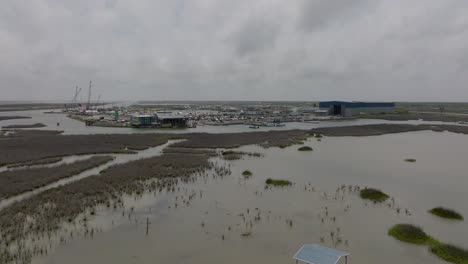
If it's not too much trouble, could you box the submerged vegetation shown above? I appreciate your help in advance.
[221,151,262,160]
[389,224,468,264]
[242,170,253,178]
[404,158,416,163]
[265,178,292,186]
[429,207,464,220]
[0,152,217,263]
[298,146,313,151]
[431,244,468,264]
[388,224,431,245]
[359,188,389,203]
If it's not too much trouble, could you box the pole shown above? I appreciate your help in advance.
[146,217,149,235]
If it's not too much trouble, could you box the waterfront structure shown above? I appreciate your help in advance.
[293,244,349,264]
[319,101,395,117]
[131,114,157,127]
[157,114,188,128]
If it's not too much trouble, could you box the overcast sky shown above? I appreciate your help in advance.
[1,0,468,102]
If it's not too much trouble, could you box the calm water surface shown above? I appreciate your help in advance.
[1,110,466,135]
[32,131,468,264]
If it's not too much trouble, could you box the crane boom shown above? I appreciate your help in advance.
[87,81,92,110]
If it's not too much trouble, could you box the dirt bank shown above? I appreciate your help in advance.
[0,116,31,121]
[2,123,46,129]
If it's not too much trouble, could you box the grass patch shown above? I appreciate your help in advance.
[221,151,262,160]
[360,188,389,203]
[429,207,464,220]
[242,170,253,178]
[431,244,468,264]
[405,158,417,163]
[265,178,292,186]
[388,224,431,245]
[298,146,313,151]
[389,224,468,264]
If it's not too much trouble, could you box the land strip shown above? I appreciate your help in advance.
[0,116,31,121]
[2,123,46,129]
[0,156,114,199]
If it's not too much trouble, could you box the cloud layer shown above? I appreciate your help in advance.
[1,0,468,101]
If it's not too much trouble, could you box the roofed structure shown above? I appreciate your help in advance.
[293,244,350,264]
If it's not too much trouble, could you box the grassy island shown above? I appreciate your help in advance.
[429,207,464,220]
[388,224,431,244]
[242,170,253,178]
[265,178,292,187]
[298,146,313,151]
[359,188,389,203]
[389,224,468,264]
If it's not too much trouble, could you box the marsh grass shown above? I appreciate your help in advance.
[388,224,431,245]
[298,146,313,151]
[242,170,253,178]
[221,151,262,160]
[429,207,464,220]
[405,158,417,163]
[265,178,292,186]
[431,244,468,264]
[360,188,389,203]
[389,224,468,264]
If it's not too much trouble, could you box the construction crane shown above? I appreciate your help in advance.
[96,94,102,110]
[66,86,82,111]
[72,86,82,107]
[87,81,92,110]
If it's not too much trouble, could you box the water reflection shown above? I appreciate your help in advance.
[32,131,468,264]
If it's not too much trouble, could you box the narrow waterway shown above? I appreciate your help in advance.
[0,140,183,210]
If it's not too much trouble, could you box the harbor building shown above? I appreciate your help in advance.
[131,114,188,128]
[319,101,395,117]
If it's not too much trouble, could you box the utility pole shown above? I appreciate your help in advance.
[146,217,151,235]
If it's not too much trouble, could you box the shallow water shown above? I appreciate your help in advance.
[32,131,468,264]
[1,109,466,135]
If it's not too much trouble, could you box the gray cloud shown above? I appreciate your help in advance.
[1,0,468,101]
[228,18,280,57]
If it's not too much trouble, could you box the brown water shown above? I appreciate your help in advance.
[31,131,468,264]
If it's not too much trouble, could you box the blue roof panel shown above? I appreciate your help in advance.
[293,244,349,264]
[319,101,395,108]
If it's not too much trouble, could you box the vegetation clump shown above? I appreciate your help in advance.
[265,178,292,186]
[298,146,313,151]
[405,158,417,163]
[221,151,262,160]
[429,207,464,220]
[389,224,468,264]
[242,170,253,178]
[359,188,389,203]
[431,243,468,264]
[388,224,431,245]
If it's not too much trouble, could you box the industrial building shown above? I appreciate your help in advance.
[131,115,158,127]
[157,114,188,128]
[319,101,395,117]
[131,114,188,128]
